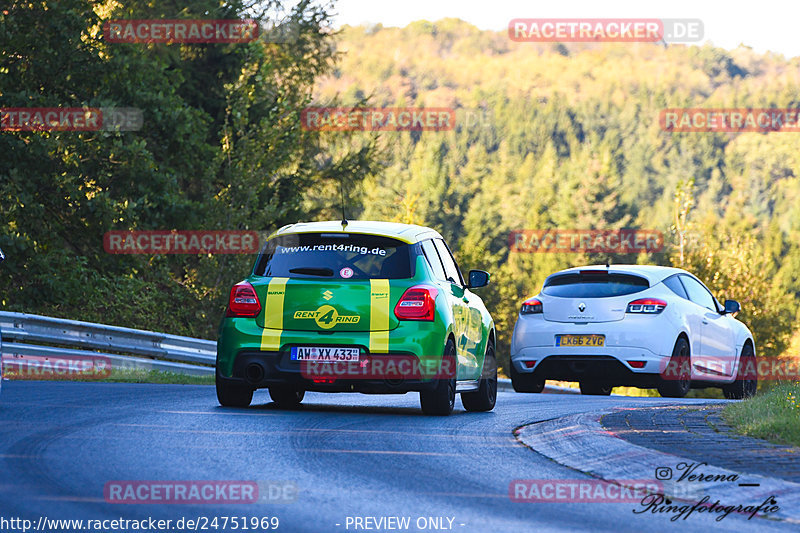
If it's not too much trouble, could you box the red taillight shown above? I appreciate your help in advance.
[523,360,537,368]
[626,298,667,314]
[394,285,438,321]
[226,282,261,317]
[521,297,543,315]
[628,361,646,368]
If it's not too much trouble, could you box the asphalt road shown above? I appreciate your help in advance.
[0,382,794,533]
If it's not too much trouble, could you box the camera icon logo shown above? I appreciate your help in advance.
[655,467,673,480]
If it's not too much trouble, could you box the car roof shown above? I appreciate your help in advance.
[269,220,443,244]
[549,264,689,285]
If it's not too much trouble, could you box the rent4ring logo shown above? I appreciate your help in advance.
[293,305,361,329]
[104,230,260,254]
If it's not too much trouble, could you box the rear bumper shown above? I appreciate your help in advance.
[512,345,665,373]
[217,351,439,394]
[510,313,681,386]
[216,317,449,393]
[510,354,661,387]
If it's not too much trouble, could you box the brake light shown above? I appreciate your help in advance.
[626,298,667,314]
[521,297,543,315]
[523,360,537,368]
[394,285,438,321]
[628,361,646,368]
[226,282,261,317]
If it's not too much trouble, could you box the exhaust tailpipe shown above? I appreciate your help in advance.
[244,363,265,385]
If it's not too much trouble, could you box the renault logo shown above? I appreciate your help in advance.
[578,302,586,313]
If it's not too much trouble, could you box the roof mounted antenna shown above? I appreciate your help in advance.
[339,176,348,227]
[605,259,611,268]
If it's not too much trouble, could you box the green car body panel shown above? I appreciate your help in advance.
[216,220,494,396]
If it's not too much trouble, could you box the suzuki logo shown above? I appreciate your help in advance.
[578,302,586,313]
[322,290,333,301]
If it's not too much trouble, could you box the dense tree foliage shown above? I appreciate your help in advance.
[0,0,379,337]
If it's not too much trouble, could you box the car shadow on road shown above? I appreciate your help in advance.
[229,401,482,418]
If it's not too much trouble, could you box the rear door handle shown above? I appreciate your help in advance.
[702,319,708,325]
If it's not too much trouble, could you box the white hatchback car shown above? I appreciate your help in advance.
[510,265,757,399]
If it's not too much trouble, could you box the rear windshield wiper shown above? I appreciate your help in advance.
[289,267,334,277]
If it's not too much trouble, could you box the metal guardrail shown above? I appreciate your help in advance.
[0,311,215,377]
[0,311,584,388]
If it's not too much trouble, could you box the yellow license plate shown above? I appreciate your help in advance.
[556,334,605,347]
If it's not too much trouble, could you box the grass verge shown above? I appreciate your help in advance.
[722,381,800,447]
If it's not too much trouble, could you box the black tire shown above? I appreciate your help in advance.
[216,374,254,407]
[579,381,613,395]
[510,363,545,393]
[722,343,757,400]
[462,340,498,412]
[420,338,457,416]
[269,386,305,408]
[657,337,691,398]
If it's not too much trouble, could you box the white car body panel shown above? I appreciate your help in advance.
[510,264,754,387]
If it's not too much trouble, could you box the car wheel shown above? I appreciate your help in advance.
[657,337,691,398]
[216,373,254,407]
[420,338,457,416]
[462,340,498,412]
[510,363,545,393]
[722,343,757,400]
[269,386,305,408]
[579,381,612,395]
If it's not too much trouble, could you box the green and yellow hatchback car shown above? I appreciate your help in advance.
[216,220,496,415]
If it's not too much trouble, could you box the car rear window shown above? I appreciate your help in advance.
[253,232,415,279]
[542,271,649,298]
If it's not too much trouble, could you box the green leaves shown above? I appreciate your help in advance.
[0,1,381,337]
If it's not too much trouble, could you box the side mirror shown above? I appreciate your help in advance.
[467,269,490,289]
[723,299,740,314]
